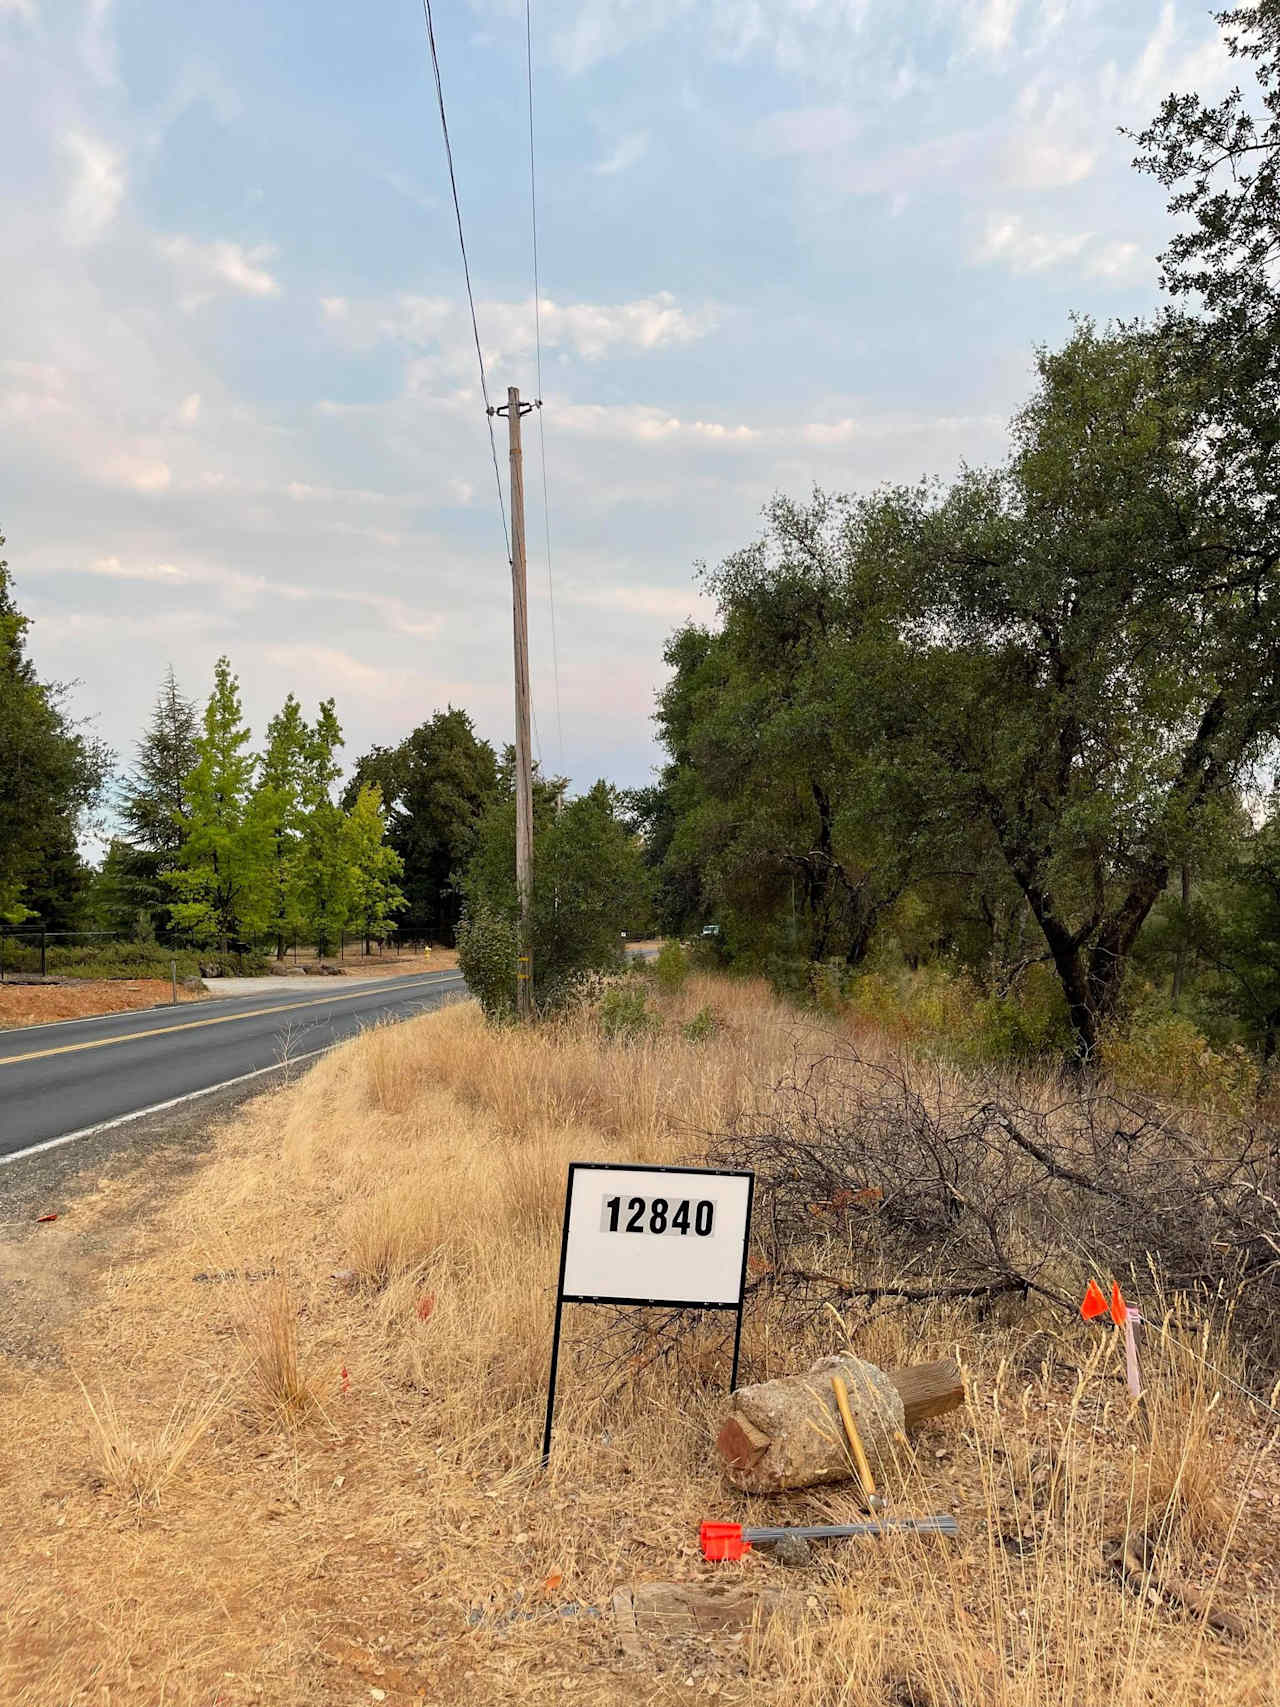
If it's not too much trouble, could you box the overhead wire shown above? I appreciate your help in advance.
[525,0,565,771]
[419,0,510,564]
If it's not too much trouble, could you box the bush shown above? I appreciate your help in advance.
[455,907,519,1023]
[1104,1012,1260,1114]
[681,1005,720,1043]
[651,938,690,992]
[0,938,209,981]
[970,963,1074,1063]
[597,983,660,1043]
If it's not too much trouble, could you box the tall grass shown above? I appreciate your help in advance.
[3,972,1274,1705]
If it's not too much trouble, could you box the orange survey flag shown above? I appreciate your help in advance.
[1081,1279,1108,1321]
[1109,1281,1127,1325]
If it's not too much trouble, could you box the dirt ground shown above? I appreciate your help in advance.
[0,951,458,1030]
[0,980,208,1031]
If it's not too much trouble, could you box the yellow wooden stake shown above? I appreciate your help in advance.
[831,1374,878,1507]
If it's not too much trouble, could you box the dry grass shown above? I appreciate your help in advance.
[1,972,1277,1705]
[75,1374,231,1507]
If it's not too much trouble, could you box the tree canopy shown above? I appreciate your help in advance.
[645,319,1280,1059]
[343,707,498,944]
[0,531,108,925]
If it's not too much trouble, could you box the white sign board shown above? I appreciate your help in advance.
[559,1163,753,1307]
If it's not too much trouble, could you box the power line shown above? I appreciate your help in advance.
[525,0,565,769]
[419,0,510,563]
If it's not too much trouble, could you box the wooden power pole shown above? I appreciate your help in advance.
[495,385,536,1019]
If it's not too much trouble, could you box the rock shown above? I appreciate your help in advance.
[717,1352,906,1494]
[767,1534,813,1568]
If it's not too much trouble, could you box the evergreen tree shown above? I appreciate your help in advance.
[0,529,109,923]
[343,707,498,943]
[120,667,198,854]
[117,666,199,937]
[461,776,652,1012]
[167,658,270,954]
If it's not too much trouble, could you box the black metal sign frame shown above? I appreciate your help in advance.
[540,1161,755,1464]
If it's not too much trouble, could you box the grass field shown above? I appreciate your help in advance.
[2,973,1277,1704]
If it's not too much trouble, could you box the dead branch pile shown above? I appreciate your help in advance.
[708,1047,1280,1362]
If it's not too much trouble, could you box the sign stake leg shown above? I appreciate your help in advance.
[729,1302,745,1393]
[540,1295,564,1467]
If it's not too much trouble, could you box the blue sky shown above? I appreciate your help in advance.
[0,1,1233,808]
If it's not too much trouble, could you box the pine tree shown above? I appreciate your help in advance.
[167,658,270,955]
[121,667,198,855]
[344,783,407,951]
[117,666,199,937]
[1,529,109,923]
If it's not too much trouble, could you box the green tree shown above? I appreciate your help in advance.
[462,776,651,1013]
[343,783,407,950]
[1194,796,1280,1064]
[297,699,349,957]
[167,658,270,954]
[116,666,199,937]
[652,323,1280,1060]
[0,531,109,924]
[645,504,968,972]
[255,693,312,958]
[842,324,1279,1057]
[343,708,498,943]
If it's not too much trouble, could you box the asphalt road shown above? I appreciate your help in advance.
[0,970,467,1164]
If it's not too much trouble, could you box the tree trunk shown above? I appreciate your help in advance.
[1171,863,1191,1006]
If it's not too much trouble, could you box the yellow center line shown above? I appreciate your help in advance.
[0,974,463,1068]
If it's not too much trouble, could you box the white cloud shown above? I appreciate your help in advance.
[976,212,1092,274]
[1116,1,1229,114]
[0,1,38,22]
[158,236,281,306]
[962,0,1021,58]
[976,212,1151,282]
[593,131,649,175]
[81,0,117,84]
[62,131,124,244]
[285,480,392,504]
[86,556,187,583]
[103,455,172,493]
[754,107,861,157]
[1087,239,1145,281]
[324,290,717,365]
[567,580,715,620]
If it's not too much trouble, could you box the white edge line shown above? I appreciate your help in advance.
[0,968,464,1040]
[1,974,471,1169]
[0,1048,339,1168]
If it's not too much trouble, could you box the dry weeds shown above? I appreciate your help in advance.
[1,973,1277,1705]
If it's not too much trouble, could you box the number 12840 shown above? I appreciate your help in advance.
[602,1195,715,1237]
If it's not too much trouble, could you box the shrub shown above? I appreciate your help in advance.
[455,907,519,1023]
[651,938,690,992]
[597,983,660,1043]
[681,1005,720,1043]
[1104,1012,1260,1113]
[970,963,1073,1063]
